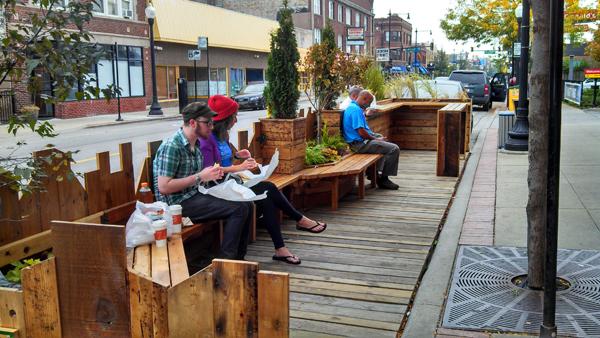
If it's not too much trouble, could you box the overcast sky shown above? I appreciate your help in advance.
[373,0,468,53]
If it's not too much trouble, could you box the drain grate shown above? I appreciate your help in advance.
[442,246,600,337]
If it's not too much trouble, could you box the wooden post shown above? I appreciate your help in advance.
[331,177,339,211]
[212,259,259,338]
[21,257,61,338]
[437,108,461,177]
[237,130,248,151]
[51,221,130,337]
[258,271,289,337]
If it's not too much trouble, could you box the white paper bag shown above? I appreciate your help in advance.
[236,149,279,188]
[198,179,268,202]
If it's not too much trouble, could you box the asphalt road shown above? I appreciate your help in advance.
[1,108,270,184]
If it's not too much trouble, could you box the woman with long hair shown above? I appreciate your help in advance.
[199,95,327,265]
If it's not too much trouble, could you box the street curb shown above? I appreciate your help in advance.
[402,112,496,337]
[84,114,181,129]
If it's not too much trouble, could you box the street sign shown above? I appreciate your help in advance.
[346,27,365,46]
[188,49,201,61]
[376,48,389,62]
[197,36,208,49]
[584,68,600,79]
[484,50,496,55]
[513,42,521,57]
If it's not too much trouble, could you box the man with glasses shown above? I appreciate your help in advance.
[153,102,253,260]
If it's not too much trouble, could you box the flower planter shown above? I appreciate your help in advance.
[259,117,306,174]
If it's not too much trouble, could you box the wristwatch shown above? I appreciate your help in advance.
[195,172,201,185]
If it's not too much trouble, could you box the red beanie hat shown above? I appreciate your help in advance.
[208,95,239,122]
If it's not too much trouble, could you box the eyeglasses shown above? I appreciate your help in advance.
[195,119,214,127]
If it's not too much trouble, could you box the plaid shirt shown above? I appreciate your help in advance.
[153,128,203,205]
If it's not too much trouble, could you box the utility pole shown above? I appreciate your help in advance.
[388,9,392,68]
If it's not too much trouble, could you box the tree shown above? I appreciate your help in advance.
[301,21,346,140]
[434,50,451,77]
[526,0,551,289]
[586,28,600,62]
[264,0,300,119]
[441,0,587,50]
[0,0,115,192]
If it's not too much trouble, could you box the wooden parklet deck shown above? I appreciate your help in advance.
[246,151,464,337]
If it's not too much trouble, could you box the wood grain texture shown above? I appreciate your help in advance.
[21,257,61,338]
[212,259,259,338]
[168,270,214,338]
[167,236,189,287]
[51,221,129,337]
[0,231,52,268]
[436,110,461,177]
[128,270,154,338]
[258,271,289,338]
[245,151,463,337]
[0,288,24,335]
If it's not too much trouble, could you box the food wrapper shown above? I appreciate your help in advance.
[198,179,268,202]
[235,149,279,188]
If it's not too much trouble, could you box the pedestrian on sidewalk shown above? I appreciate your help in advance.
[342,90,400,190]
[199,94,328,265]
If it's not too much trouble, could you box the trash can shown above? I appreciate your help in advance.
[177,78,188,112]
[498,111,516,149]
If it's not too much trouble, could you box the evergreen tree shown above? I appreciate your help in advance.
[264,0,300,119]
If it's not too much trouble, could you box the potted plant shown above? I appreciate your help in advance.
[261,0,305,174]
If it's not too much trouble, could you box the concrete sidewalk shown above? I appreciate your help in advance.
[403,104,600,337]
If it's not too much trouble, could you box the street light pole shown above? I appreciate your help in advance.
[145,4,163,116]
[505,0,530,151]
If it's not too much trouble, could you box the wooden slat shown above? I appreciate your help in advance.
[100,200,137,225]
[258,271,289,337]
[151,243,171,287]
[151,282,169,338]
[437,110,461,177]
[51,221,129,337]
[0,327,18,338]
[167,236,189,287]
[212,259,259,337]
[21,257,61,338]
[168,269,215,337]
[237,130,249,151]
[0,288,24,335]
[133,245,151,277]
[0,230,52,268]
[128,270,154,338]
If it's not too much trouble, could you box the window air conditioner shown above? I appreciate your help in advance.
[122,9,133,18]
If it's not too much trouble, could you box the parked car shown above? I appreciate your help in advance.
[490,73,508,103]
[435,76,449,81]
[448,70,493,110]
[232,83,266,110]
[399,79,466,99]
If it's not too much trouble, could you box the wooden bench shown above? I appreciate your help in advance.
[129,234,189,287]
[297,153,382,210]
[437,103,467,177]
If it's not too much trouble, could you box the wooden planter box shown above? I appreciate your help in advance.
[260,117,306,174]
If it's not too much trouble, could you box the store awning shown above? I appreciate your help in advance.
[153,0,277,53]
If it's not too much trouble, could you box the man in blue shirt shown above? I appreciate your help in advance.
[342,90,400,190]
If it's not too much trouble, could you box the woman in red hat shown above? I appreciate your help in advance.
[199,95,327,265]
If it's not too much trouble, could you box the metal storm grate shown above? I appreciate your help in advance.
[443,245,600,337]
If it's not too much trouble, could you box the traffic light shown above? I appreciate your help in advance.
[430,42,434,50]
[470,46,474,52]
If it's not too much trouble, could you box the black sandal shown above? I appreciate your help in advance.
[272,255,301,265]
[296,221,327,233]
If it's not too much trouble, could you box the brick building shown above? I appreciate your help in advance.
[198,0,375,56]
[373,14,412,66]
[9,0,151,119]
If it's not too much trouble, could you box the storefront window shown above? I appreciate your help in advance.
[65,44,144,100]
[156,66,177,100]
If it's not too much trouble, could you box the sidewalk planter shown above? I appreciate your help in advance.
[260,117,306,174]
